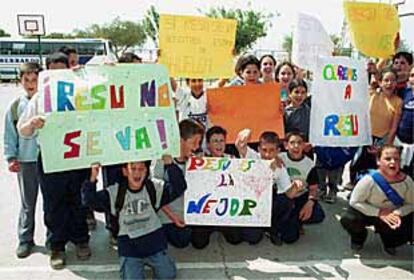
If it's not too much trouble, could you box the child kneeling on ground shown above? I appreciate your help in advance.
[81,157,187,280]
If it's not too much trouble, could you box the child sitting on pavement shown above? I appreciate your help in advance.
[235,129,304,245]
[279,132,325,232]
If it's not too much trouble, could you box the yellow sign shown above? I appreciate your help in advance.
[343,1,400,58]
[159,14,237,79]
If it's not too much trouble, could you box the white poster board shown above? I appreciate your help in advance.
[309,56,372,146]
[292,13,334,72]
[184,157,273,227]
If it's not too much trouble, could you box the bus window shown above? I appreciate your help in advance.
[0,42,12,55]
[12,43,26,55]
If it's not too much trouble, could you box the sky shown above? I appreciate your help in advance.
[1,0,413,52]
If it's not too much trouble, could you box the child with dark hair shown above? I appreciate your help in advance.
[3,62,42,258]
[280,132,325,230]
[350,68,403,187]
[190,125,243,248]
[392,51,413,97]
[236,129,304,245]
[17,53,91,269]
[58,46,79,68]
[118,52,142,63]
[341,145,413,256]
[275,61,296,104]
[82,157,186,279]
[176,78,208,129]
[152,119,205,248]
[228,53,261,86]
[284,79,311,141]
[45,52,69,69]
[260,54,277,83]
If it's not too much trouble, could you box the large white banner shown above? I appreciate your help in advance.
[184,157,273,227]
[292,13,334,72]
[309,56,372,146]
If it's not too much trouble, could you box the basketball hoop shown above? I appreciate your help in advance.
[17,15,45,36]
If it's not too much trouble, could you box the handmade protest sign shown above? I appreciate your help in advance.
[343,1,400,59]
[207,83,284,143]
[159,14,236,79]
[184,157,273,227]
[37,64,180,173]
[309,56,371,146]
[292,13,334,72]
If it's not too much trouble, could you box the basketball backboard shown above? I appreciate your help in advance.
[17,15,45,36]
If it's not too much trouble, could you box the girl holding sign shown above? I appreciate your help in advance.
[351,68,403,185]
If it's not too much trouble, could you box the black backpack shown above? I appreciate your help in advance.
[109,179,157,238]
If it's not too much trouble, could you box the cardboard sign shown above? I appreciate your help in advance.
[37,64,180,173]
[159,14,237,79]
[344,1,400,58]
[292,13,334,72]
[184,157,273,227]
[207,83,284,143]
[309,56,372,146]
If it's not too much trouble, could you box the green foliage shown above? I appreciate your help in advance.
[202,6,273,54]
[0,28,11,37]
[43,32,75,39]
[282,34,292,60]
[142,5,160,48]
[74,17,147,58]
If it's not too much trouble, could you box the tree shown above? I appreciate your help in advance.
[202,6,273,54]
[142,5,160,48]
[0,28,11,37]
[282,34,292,59]
[44,32,75,39]
[74,17,147,58]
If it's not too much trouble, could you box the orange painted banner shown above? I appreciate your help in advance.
[207,83,284,143]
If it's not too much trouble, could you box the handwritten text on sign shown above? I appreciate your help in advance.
[343,1,400,59]
[184,157,273,227]
[309,56,371,146]
[159,14,236,79]
[37,64,180,173]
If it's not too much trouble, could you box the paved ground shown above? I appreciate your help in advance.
[0,83,413,279]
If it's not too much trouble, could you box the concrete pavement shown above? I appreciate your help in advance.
[0,83,412,279]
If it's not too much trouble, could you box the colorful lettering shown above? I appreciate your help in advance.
[110,85,125,109]
[57,81,75,112]
[86,131,102,156]
[63,130,81,158]
[324,114,359,136]
[140,80,156,107]
[135,127,151,150]
[116,126,131,151]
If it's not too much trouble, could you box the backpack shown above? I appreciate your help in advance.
[109,179,157,238]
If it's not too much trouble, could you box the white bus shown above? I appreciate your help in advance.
[0,38,114,81]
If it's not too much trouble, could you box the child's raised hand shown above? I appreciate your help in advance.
[90,163,101,183]
[270,156,284,171]
[162,154,173,165]
[30,116,45,129]
[235,129,251,158]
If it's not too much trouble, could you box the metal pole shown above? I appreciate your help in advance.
[399,13,414,17]
[37,35,42,66]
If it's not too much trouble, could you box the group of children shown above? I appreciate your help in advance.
[3,46,414,279]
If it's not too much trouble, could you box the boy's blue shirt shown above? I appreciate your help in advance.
[3,92,39,162]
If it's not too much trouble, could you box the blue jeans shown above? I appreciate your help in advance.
[119,250,176,280]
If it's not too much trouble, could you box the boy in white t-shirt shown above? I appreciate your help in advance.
[176,78,208,129]
[236,129,304,245]
[280,132,325,230]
